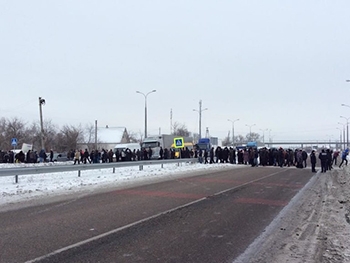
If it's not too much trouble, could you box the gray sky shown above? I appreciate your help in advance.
[1,0,350,142]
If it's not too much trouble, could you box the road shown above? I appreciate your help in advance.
[0,165,314,263]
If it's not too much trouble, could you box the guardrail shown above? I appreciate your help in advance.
[0,158,198,183]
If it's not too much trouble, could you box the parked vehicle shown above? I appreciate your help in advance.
[196,138,212,152]
[141,134,193,159]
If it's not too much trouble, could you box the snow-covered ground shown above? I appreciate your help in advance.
[1,161,349,262]
[0,161,236,209]
[235,165,350,263]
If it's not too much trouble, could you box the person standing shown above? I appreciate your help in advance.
[74,149,80,165]
[210,147,215,164]
[310,150,317,173]
[83,149,91,164]
[339,148,349,168]
[332,150,339,166]
[302,150,308,168]
[318,149,328,173]
[159,147,163,159]
[39,149,46,163]
[50,149,54,162]
[204,149,208,164]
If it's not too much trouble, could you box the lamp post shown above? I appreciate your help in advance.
[326,134,333,148]
[336,127,342,149]
[228,118,239,146]
[268,129,272,143]
[245,124,256,141]
[193,100,208,139]
[338,122,346,150]
[259,128,268,144]
[340,116,350,147]
[38,97,46,151]
[136,90,156,138]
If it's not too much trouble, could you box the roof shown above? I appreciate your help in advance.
[97,127,127,143]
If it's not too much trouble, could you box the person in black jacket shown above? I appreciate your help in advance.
[302,150,308,168]
[318,149,328,173]
[310,150,317,173]
[210,147,215,164]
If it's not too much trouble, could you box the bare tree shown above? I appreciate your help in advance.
[234,135,246,145]
[25,122,41,150]
[172,122,190,137]
[81,123,97,151]
[43,120,58,151]
[2,118,27,150]
[58,125,84,151]
[126,130,142,143]
[246,132,260,142]
[222,131,232,146]
[0,117,7,149]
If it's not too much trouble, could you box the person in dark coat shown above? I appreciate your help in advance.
[210,147,215,164]
[302,150,308,168]
[204,149,208,164]
[318,149,328,173]
[83,149,91,164]
[159,147,163,159]
[26,150,32,163]
[148,147,153,160]
[326,149,332,171]
[50,149,54,162]
[163,148,168,159]
[310,150,317,173]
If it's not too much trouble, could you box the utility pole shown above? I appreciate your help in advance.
[340,116,350,147]
[193,100,208,139]
[170,108,173,134]
[228,119,239,146]
[38,97,46,151]
[95,120,98,150]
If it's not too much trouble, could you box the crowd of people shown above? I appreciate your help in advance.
[0,146,348,175]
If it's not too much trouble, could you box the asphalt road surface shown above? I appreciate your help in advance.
[0,165,314,263]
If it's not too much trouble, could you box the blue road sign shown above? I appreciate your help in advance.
[11,138,17,146]
[174,137,184,148]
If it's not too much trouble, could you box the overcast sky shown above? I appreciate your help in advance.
[1,0,350,142]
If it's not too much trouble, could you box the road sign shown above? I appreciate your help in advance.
[11,138,17,146]
[174,137,184,148]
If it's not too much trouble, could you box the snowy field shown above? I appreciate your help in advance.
[0,161,237,208]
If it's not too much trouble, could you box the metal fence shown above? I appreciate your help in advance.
[0,158,198,183]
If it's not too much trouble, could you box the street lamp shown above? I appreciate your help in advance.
[136,90,156,138]
[38,97,46,151]
[338,122,346,150]
[228,118,239,146]
[259,128,268,144]
[245,124,256,141]
[336,127,342,149]
[268,129,272,143]
[193,100,208,139]
[340,116,350,147]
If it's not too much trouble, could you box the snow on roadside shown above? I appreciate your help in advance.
[0,162,237,207]
[234,166,350,263]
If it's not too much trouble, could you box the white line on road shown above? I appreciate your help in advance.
[25,168,288,263]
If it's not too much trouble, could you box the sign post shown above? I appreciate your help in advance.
[11,138,17,163]
[173,137,184,159]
